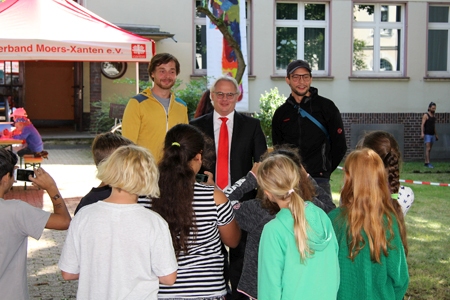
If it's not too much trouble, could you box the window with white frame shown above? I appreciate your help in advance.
[352,4,404,75]
[275,2,329,75]
[428,6,450,75]
[194,1,251,74]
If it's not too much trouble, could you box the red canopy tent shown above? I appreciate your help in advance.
[0,0,155,62]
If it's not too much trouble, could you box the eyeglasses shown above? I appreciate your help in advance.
[290,74,311,82]
[213,92,238,100]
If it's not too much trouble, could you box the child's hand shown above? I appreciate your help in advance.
[204,171,215,186]
[250,162,261,177]
[30,167,58,191]
[2,129,11,138]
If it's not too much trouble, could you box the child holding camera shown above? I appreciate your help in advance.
[146,124,240,299]
[0,148,71,299]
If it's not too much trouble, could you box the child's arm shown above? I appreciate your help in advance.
[214,189,241,248]
[29,167,71,230]
[61,271,79,280]
[158,271,177,285]
[224,162,259,203]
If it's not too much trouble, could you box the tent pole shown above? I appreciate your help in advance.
[135,62,139,94]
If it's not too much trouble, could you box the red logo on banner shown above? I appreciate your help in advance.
[131,44,146,59]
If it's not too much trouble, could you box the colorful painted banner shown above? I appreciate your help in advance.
[206,0,249,111]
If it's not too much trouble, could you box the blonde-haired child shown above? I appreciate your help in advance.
[59,145,177,299]
[328,148,409,299]
[257,154,339,300]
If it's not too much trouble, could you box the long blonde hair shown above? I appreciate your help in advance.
[257,154,312,261]
[341,148,398,262]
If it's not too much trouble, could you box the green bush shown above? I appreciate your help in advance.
[254,87,286,146]
[90,95,129,134]
[90,78,152,133]
[173,77,208,120]
[114,77,152,92]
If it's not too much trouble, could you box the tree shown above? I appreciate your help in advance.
[196,2,246,84]
[353,38,368,71]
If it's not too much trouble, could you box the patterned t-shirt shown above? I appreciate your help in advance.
[139,182,234,298]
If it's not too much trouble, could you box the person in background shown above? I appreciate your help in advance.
[272,59,347,197]
[257,154,339,300]
[421,101,438,168]
[122,53,188,162]
[194,90,214,118]
[328,148,409,300]
[74,132,134,214]
[146,124,240,299]
[59,145,177,299]
[10,107,27,123]
[0,148,71,300]
[12,117,44,157]
[357,131,414,216]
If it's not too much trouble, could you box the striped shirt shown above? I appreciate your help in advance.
[138,182,234,298]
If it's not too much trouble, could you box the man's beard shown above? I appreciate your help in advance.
[155,79,175,90]
[292,88,308,97]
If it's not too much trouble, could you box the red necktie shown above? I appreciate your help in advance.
[217,117,229,189]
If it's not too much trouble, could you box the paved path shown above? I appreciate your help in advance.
[5,144,99,299]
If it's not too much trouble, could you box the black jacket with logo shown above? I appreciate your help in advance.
[271,87,347,179]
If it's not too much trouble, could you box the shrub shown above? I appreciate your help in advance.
[173,77,208,120]
[254,87,286,146]
[90,95,129,134]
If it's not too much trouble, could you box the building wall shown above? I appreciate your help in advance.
[81,0,450,112]
[101,64,137,103]
[343,112,450,161]
[82,0,450,159]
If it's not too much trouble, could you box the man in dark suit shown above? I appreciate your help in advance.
[190,75,267,300]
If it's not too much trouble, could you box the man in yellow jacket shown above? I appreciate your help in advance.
[122,53,188,161]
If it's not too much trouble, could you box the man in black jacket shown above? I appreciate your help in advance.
[272,60,347,197]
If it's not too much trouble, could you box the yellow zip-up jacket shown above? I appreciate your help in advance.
[122,88,188,161]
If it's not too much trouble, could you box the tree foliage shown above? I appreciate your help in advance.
[254,88,285,146]
[353,38,368,71]
[173,77,208,120]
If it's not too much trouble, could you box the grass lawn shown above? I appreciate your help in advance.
[330,161,450,300]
